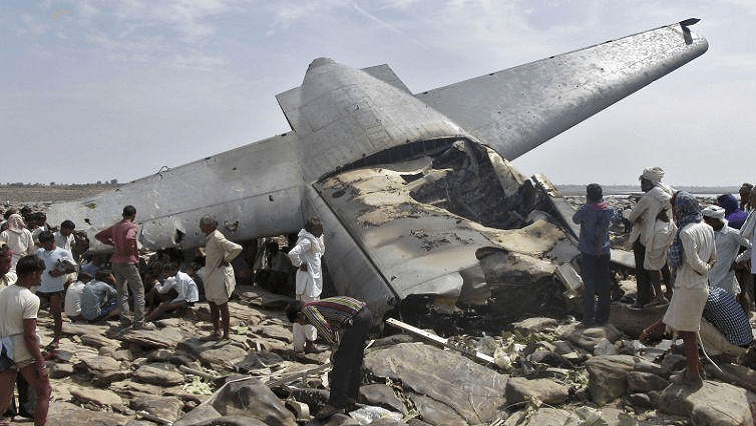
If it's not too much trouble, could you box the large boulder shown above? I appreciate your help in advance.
[207,377,296,426]
[364,342,507,425]
[659,380,753,426]
[505,377,570,405]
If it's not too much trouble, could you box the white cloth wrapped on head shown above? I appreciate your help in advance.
[702,205,726,221]
[641,166,665,184]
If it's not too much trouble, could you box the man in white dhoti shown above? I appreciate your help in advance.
[199,216,242,340]
[288,217,325,353]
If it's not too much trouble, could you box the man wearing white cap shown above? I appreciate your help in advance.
[702,206,751,301]
[626,166,675,308]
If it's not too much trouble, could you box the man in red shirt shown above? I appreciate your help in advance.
[95,206,154,330]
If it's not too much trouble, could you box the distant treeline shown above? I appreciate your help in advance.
[2,181,121,187]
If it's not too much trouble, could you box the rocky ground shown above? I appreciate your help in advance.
[18,277,756,426]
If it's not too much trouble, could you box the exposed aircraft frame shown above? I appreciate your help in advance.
[47,20,708,319]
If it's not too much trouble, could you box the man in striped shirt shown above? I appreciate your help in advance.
[286,296,372,419]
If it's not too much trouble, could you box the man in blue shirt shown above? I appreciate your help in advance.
[572,184,617,326]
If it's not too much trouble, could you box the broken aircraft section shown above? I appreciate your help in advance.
[46,20,709,323]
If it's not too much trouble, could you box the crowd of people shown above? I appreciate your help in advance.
[0,202,363,423]
[574,167,756,388]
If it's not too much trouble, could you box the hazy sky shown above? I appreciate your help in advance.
[2,1,754,187]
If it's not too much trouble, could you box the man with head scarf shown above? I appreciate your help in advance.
[0,214,35,272]
[702,206,751,311]
[640,192,716,388]
[626,166,675,308]
[716,194,747,230]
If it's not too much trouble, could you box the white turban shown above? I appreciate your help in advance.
[702,205,726,221]
[641,166,665,184]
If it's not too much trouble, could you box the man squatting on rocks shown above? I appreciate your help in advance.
[286,296,372,420]
[287,217,326,353]
[199,215,242,340]
[0,255,53,426]
[626,166,676,308]
[641,192,716,388]
[572,183,618,327]
[95,205,154,330]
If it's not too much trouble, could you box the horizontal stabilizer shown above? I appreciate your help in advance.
[416,21,708,160]
[361,64,412,94]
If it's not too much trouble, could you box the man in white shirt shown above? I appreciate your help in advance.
[36,231,76,348]
[145,262,199,322]
[53,220,76,253]
[626,166,674,308]
[702,206,751,298]
[288,217,326,353]
[63,271,92,321]
[0,255,52,425]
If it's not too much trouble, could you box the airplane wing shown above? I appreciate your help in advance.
[416,20,708,160]
[46,132,307,251]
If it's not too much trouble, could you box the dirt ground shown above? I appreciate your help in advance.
[0,184,117,207]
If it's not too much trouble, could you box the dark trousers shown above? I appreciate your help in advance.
[581,252,611,323]
[329,307,372,407]
[633,239,652,305]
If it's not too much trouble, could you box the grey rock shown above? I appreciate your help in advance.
[359,383,408,415]
[80,332,121,349]
[608,301,665,337]
[255,323,293,342]
[505,377,570,405]
[627,392,653,408]
[61,322,110,337]
[585,355,636,404]
[409,393,467,426]
[78,355,128,383]
[235,351,284,373]
[48,362,75,379]
[626,371,669,393]
[557,322,623,351]
[512,317,560,336]
[131,395,184,422]
[208,377,296,426]
[659,380,753,426]
[364,342,506,424]
[504,407,570,426]
[70,386,124,406]
[174,404,222,426]
[99,346,135,361]
[132,363,186,386]
[122,326,185,349]
[46,401,129,426]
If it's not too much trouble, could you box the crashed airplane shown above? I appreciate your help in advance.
[47,20,708,320]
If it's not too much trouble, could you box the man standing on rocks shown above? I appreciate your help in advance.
[287,217,325,353]
[0,255,52,426]
[95,205,154,330]
[626,166,675,308]
[572,183,615,326]
[641,192,715,388]
[702,206,751,311]
[286,296,372,419]
[35,231,76,348]
[199,215,242,340]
